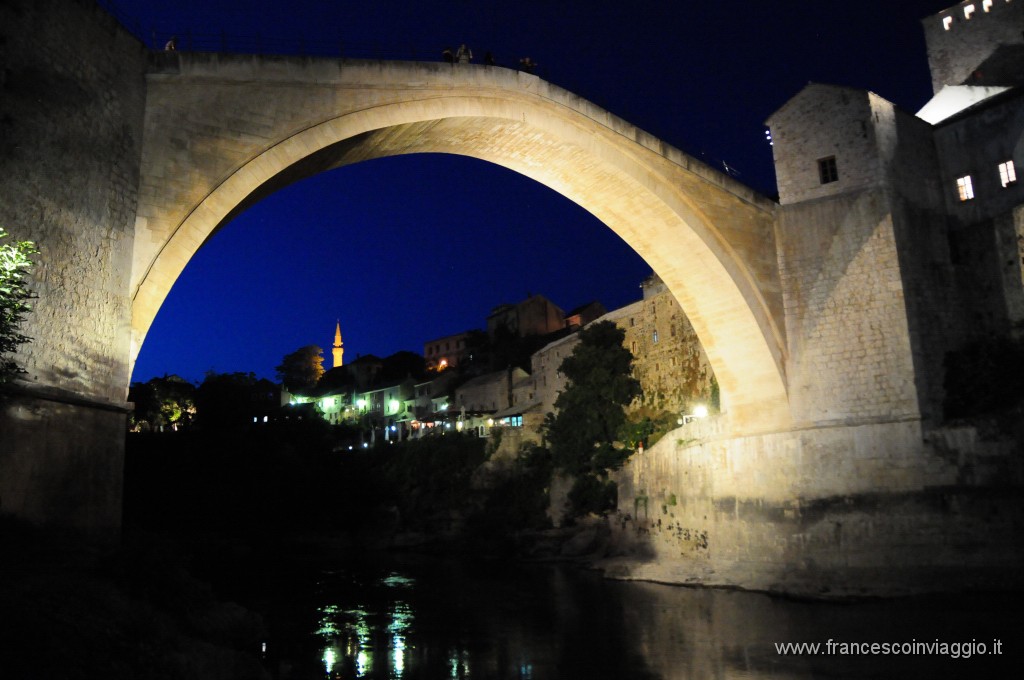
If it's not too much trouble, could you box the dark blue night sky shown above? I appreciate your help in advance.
[113,0,952,384]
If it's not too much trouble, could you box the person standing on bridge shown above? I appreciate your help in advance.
[441,46,454,64]
[455,43,473,63]
[164,36,177,51]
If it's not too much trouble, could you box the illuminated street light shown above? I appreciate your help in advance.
[682,404,710,424]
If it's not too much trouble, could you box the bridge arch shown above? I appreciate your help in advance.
[133,57,789,431]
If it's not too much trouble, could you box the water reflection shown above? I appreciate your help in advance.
[257,555,1020,679]
[316,571,417,678]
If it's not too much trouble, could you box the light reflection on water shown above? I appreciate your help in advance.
[317,571,418,678]
[260,556,1021,679]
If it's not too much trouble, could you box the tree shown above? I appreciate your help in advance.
[0,228,38,384]
[128,375,196,432]
[543,321,641,514]
[196,371,279,429]
[275,345,324,391]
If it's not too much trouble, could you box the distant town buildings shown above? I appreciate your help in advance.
[487,294,565,339]
[288,280,715,448]
[423,330,475,372]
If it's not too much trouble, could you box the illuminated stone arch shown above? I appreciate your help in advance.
[133,57,788,431]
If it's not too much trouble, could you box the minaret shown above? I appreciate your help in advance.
[332,320,344,368]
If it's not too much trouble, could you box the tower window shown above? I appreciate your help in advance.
[942,15,953,30]
[956,175,975,201]
[963,3,976,20]
[653,330,659,344]
[982,0,993,12]
[998,160,1017,187]
[818,156,839,184]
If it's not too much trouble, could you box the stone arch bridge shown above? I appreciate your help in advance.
[6,0,1012,596]
[132,53,787,432]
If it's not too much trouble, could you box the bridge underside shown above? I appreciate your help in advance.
[132,59,789,432]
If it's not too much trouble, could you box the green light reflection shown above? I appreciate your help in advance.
[316,596,415,678]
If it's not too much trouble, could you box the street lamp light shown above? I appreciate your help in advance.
[682,404,709,424]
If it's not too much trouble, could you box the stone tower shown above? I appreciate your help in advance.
[922,0,1024,94]
[332,320,344,368]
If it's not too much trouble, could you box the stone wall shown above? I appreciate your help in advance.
[605,416,1024,597]
[0,399,126,534]
[933,90,1024,221]
[768,85,886,206]
[619,279,715,420]
[886,104,965,425]
[0,0,145,404]
[923,0,1024,94]
[776,188,920,425]
[0,0,146,533]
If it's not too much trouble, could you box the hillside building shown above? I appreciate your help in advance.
[486,294,565,339]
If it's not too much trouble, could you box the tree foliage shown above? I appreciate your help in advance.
[129,375,197,432]
[0,228,38,384]
[276,345,324,391]
[544,321,642,478]
[196,371,279,429]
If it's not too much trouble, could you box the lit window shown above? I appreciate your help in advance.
[998,160,1017,187]
[956,175,975,201]
[964,3,976,19]
[982,0,993,11]
[943,15,953,30]
[818,156,839,184]
[653,330,659,344]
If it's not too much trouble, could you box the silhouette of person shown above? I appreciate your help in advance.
[518,56,537,73]
[455,43,472,63]
[484,51,495,66]
[441,46,454,64]
[164,36,177,51]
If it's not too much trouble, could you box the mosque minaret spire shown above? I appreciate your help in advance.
[332,320,344,368]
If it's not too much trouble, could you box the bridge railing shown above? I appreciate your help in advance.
[95,0,542,71]
[93,0,751,192]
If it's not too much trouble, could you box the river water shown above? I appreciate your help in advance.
[216,550,1019,679]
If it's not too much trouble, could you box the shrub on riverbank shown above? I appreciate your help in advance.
[374,433,487,532]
